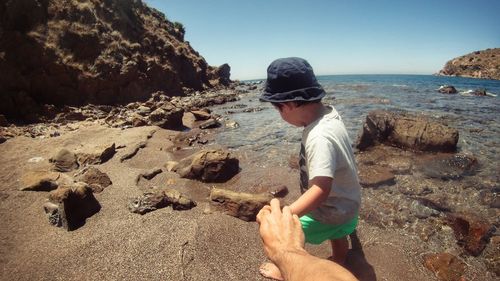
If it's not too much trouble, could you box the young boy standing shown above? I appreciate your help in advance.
[258,57,361,280]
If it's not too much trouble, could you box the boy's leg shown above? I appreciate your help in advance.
[329,236,349,265]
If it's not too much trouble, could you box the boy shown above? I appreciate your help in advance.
[258,57,361,280]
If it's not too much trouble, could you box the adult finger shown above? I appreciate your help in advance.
[269,198,281,215]
[256,207,271,224]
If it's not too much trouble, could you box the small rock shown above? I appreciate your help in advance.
[225,120,239,129]
[50,149,79,172]
[135,168,162,184]
[46,182,101,231]
[210,188,272,221]
[423,252,466,281]
[20,171,60,191]
[128,189,196,215]
[164,161,179,172]
[190,110,211,121]
[76,143,116,166]
[199,118,221,129]
[75,167,112,193]
[120,141,146,162]
[28,156,44,163]
[174,149,239,182]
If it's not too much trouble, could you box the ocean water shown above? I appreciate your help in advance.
[212,75,500,178]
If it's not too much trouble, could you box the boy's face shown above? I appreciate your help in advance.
[273,102,302,127]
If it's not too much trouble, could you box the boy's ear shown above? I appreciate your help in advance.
[282,102,297,110]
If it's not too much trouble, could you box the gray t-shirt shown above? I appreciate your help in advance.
[300,106,361,225]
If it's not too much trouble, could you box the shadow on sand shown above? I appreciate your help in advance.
[346,231,377,281]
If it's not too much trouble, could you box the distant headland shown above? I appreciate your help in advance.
[437,48,500,80]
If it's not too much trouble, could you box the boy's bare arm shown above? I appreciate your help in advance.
[289,176,332,217]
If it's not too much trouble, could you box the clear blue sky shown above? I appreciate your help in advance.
[144,0,500,80]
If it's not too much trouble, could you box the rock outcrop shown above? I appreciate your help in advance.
[437,48,500,80]
[0,0,231,121]
[356,110,459,152]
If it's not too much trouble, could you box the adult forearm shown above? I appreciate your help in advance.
[274,249,358,281]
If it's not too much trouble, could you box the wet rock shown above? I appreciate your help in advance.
[76,143,116,166]
[50,149,79,172]
[45,182,101,231]
[408,200,440,219]
[438,85,458,94]
[446,212,494,256]
[225,120,239,129]
[270,185,289,198]
[120,141,146,162]
[128,189,196,215]
[423,252,466,281]
[416,196,452,212]
[356,110,459,152]
[20,171,60,191]
[479,189,500,208]
[210,188,272,221]
[75,167,112,193]
[135,168,163,184]
[199,118,221,129]
[358,165,395,188]
[471,88,487,96]
[174,149,239,182]
[418,154,478,180]
[149,106,184,130]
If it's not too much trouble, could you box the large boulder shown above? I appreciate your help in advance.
[44,182,101,231]
[438,85,457,94]
[174,150,239,182]
[356,110,459,152]
[148,105,184,130]
[210,188,272,221]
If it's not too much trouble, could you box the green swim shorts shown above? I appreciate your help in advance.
[299,214,358,245]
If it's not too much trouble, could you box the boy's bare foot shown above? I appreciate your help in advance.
[259,262,284,280]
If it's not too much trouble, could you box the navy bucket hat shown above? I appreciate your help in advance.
[260,57,326,103]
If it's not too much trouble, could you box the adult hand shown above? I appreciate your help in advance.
[256,199,306,262]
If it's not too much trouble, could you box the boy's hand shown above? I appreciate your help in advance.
[256,199,306,262]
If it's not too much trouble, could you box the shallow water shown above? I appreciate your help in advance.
[212,75,500,179]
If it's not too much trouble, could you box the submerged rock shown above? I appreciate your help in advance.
[174,149,239,182]
[356,110,459,152]
[418,154,478,180]
[446,212,494,256]
[423,252,466,281]
[358,165,396,188]
[45,182,101,231]
[128,188,196,215]
[210,188,272,221]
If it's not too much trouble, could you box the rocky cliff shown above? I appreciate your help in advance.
[438,48,500,80]
[0,0,231,120]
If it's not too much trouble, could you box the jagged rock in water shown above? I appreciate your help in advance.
[128,189,196,215]
[199,119,221,129]
[45,182,101,231]
[423,252,466,281]
[438,85,457,94]
[50,149,79,172]
[210,188,272,221]
[445,212,494,256]
[20,171,60,191]
[75,167,112,193]
[356,110,459,152]
[174,149,239,182]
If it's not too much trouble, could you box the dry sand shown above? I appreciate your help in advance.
[0,122,437,280]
